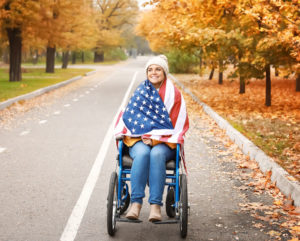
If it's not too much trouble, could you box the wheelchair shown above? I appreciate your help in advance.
[106,140,189,238]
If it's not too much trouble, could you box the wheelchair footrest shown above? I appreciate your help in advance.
[115,217,143,223]
[152,219,180,224]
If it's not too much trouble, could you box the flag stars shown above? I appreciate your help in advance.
[155,110,159,114]
[143,117,148,121]
[146,111,151,115]
[132,128,136,133]
[160,120,164,124]
[153,115,157,119]
[139,106,144,111]
[136,96,140,101]
[140,124,144,128]
[161,114,165,119]
[162,107,166,112]
[149,105,153,109]
[142,100,146,105]
[155,105,159,109]
[156,97,160,101]
[130,110,134,114]
[137,114,141,118]
[134,120,138,125]
[128,118,132,122]
[150,96,154,100]
[133,102,137,107]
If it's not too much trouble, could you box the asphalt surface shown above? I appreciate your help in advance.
[0,57,291,241]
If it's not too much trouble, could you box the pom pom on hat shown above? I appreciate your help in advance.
[145,55,169,75]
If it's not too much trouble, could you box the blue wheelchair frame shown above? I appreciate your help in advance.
[107,140,188,237]
[117,140,181,220]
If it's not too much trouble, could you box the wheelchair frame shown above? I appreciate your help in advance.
[107,140,188,238]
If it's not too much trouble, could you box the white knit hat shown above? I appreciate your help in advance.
[145,55,169,75]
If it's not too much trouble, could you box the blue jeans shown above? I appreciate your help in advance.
[129,141,176,206]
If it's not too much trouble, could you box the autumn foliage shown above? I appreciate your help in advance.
[0,0,138,80]
[136,0,300,105]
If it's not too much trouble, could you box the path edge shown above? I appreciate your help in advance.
[0,70,96,111]
[170,74,300,207]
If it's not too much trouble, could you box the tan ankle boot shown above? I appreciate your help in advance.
[148,204,162,222]
[125,203,142,220]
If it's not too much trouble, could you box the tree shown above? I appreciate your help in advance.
[0,0,42,81]
[93,0,138,62]
[136,0,299,106]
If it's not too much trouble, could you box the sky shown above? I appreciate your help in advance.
[138,0,153,10]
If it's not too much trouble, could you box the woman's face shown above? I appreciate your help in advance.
[147,64,165,89]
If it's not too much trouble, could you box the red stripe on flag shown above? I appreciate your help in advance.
[169,87,182,127]
[115,111,124,128]
[178,115,189,144]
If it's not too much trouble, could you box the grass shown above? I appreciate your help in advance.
[0,68,93,102]
[21,60,120,66]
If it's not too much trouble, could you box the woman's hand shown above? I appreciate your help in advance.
[142,137,152,146]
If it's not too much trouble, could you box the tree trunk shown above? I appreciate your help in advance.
[219,72,223,84]
[265,64,271,106]
[209,68,214,80]
[296,73,300,92]
[275,67,279,77]
[72,51,76,64]
[32,50,39,65]
[239,76,245,94]
[81,51,85,63]
[199,56,202,76]
[62,51,69,69]
[218,60,223,85]
[7,27,22,82]
[94,51,104,62]
[46,46,56,73]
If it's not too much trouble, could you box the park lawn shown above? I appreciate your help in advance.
[174,72,300,181]
[0,68,93,102]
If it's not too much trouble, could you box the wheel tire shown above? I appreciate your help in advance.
[166,188,175,218]
[107,172,118,236]
[119,187,130,215]
[179,174,188,238]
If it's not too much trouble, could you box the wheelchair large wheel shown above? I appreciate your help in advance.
[107,172,118,236]
[179,174,188,238]
[166,187,175,218]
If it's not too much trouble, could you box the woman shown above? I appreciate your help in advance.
[114,55,189,222]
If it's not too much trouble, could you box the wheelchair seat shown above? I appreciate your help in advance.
[119,154,177,170]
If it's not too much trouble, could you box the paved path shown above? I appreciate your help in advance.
[0,57,293,240]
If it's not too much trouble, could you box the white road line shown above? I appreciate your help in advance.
[90,88,94,91]
[20,130,30,136]
[73,98,79,102]
[79,94,84,98]
[85,91,90,94]
[0,147,7,153]
[60,71,138,241]
[39,120,48,124]
[64,104,71,107]
[54,111,61,115]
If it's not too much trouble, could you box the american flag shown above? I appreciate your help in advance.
[114,78,189,145]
